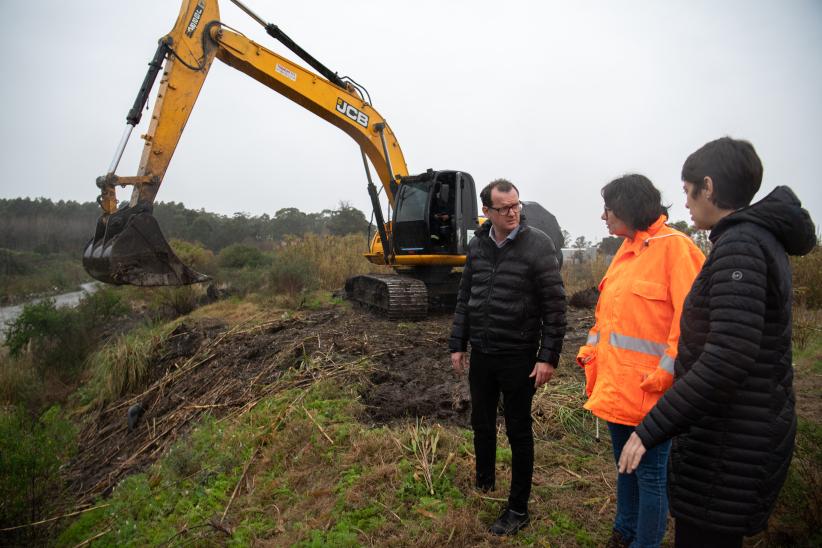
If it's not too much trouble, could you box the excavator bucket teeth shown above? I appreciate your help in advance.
[83,208,209,286]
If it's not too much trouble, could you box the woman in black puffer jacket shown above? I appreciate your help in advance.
[618,137,817,547]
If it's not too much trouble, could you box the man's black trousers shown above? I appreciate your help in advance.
[469,350,536,513]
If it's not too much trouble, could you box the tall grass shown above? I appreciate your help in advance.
[791,245,821,352]
[792,246,822,310]
[269,234,391,302]
[0,349,41,409]
[83,321,178,405]
[561,255,609,296]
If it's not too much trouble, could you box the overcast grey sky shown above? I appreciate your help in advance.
[1,0,819,242]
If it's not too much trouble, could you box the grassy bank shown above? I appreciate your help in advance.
[0,249,91,305]
[0,240,819,546]
[55,370,612,547]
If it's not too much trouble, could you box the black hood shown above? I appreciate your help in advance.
[711,186,817,256]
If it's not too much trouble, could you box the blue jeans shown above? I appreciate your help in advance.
[608,422,671,548]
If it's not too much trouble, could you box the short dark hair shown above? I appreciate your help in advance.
[601,174,669,231]
[681,137,762,209]
[480,178,519,207]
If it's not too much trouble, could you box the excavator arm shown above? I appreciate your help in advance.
[84,0,409,285]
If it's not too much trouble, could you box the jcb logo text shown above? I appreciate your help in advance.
[336,98,369,128]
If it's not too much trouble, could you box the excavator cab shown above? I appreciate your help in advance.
[392,170,479,256]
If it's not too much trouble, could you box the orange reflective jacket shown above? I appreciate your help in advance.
[577,216,705,426]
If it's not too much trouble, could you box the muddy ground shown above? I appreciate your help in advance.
[61,298,822,547]
[67,305,594,505]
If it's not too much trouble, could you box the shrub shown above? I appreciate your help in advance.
[76,287,128,324]
[3,299,91,376]
[792,246,822,309]
[146,286,202,317]
[269,248,317,297]
[218,244,270,269]
[0,405,76,535]
[3,299,72,358]
[169,239,216,276]
[0,248,34,276]
[1,289,128,409]
[792,306,822,352]
[0,350,41,409]
[4,289,127,362]
[766,418,822,545]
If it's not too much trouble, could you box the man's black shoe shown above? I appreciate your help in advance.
[488,508,529,536]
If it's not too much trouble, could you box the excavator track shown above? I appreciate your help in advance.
[344,274,428,320]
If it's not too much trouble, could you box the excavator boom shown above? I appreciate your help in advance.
[82,1,562,320]
[84,0,409,286]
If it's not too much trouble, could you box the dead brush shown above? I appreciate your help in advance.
[532,375,592,440]
[792,305,822,351]
[396,418,453,496]
[562,255,609,296]
[67,311,381,506]
[791,245,822,309]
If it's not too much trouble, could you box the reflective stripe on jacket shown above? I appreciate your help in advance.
[576,216,705,426]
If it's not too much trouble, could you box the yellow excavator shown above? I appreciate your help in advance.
[83,0,562,319]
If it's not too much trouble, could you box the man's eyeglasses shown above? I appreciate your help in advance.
[487,202,523,216]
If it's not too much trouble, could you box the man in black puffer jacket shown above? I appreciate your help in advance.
[618,137,817,547]
[449,179,566,536]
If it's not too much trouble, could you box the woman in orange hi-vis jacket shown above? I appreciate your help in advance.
[577,174,704,548]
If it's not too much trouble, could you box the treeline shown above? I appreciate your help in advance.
[0,198,370,255]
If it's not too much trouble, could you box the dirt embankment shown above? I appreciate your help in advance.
[67,305,594,505]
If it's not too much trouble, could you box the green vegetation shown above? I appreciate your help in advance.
[3,290,125,361]
[81,321,179,407]
[1,289,127,411]
[218,243,270,269]
[169,238,217,276]
[0,217,818,545]
[269,244,318,298]
[791,246,822,354]
[0,248,91,305]
[793,246,822,309]
[54,377,476,546]
[0,405,76,544]
[0,197,370,257]
[57,412,256,547]
[0,197,372,304]
[268,234,390,306]
[767,418,822,546]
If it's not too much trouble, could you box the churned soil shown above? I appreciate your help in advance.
[66,303,594,505]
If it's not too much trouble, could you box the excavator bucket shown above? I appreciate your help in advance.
[82,206,209,286]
